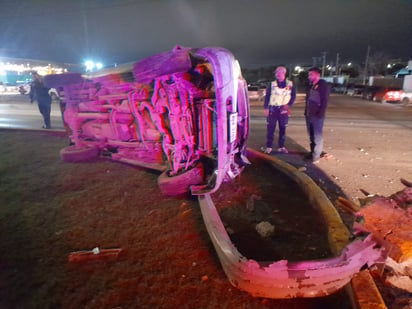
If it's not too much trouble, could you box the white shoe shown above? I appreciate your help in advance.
[260,146,273,154]
[277,147,288,153]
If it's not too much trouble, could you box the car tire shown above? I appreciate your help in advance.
[372,96,377,102]
[402,97,410,106]
[60,145,100,162]
[158,163,204,196]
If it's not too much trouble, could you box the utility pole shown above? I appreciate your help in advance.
[335,53,340,75]
[363,45,370,85]
[321,52,327,77]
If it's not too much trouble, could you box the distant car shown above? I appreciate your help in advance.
[331,83,347,94]
[247,85,260,100]
[247,84,266,101]
[363,86,403,103]
[346,84,365,96]
[401,91,412,106]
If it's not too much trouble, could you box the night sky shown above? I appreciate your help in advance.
[0,0,411,68]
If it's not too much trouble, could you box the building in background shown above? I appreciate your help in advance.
[0,57,79,87]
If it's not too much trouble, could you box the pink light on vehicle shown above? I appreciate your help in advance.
[386,90,403,101]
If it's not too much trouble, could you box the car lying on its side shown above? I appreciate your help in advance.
[44,46,250,196]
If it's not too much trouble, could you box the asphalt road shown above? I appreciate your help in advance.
[0,93,65,131]
[248,94,412,203]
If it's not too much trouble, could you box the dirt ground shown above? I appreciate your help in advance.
[0,130,353,309]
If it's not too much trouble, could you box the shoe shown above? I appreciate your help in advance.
[42,126,51,129]
[260,146,273,154]
[312,157,320,164]
[277,147,288,153]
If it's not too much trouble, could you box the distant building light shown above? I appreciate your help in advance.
[84,60,95,72]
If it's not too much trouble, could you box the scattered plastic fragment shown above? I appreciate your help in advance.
[68,247,123,263]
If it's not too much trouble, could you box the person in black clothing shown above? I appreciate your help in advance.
[304,67,330,163]
[29,72,52,129]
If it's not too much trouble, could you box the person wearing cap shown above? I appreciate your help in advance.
[29,72,52,129]
[304,67,330,163]
[261,66,296,154]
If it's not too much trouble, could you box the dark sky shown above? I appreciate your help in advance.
[0,0,411,68]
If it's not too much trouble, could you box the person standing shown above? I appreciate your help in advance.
[304,67,330,163]
[261,66,296,154]
[29,72,52,129]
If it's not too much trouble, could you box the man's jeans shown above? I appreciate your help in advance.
[305,116,324,160]
[38,103,51,128]
[266,106,289,148]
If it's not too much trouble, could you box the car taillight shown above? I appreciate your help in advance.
[386,91,402,100]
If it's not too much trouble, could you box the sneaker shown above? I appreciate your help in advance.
[312,157,320,164]
[277,147,288,153]
[260,146,273,154]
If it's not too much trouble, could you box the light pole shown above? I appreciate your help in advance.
[363,45,370,85]
[321,52,327,77]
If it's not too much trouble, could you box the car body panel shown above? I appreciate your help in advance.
[401,91,412,105]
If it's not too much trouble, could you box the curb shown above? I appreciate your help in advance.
[247,148,387,308]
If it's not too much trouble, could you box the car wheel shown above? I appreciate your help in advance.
[402,97,410,106]
[381,98,386,104]
[372,96,377,102]
[158,163,204,196]
[60,145,100,162]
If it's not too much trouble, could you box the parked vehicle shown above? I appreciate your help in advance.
[331,83,347,94]
[363,86,403,103]
[247,83,266,101]
[345,84,365,96]
[401,91,412,106]
[44,46,250,196]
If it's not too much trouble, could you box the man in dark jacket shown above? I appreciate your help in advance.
[261,66,296,154]
[304,67,330,163]
[29,72,52,129]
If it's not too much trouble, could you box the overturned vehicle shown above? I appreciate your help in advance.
[44,46,250,196]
